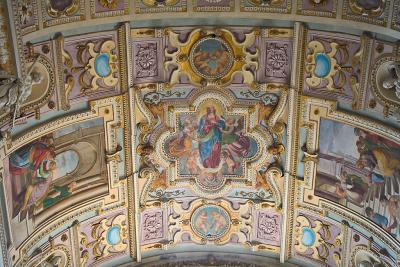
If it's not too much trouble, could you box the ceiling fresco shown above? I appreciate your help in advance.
[0,1,399,267]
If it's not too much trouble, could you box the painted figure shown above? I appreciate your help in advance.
[192,39,230,77]
[168,118,196,158]
[382,62,400,100]
[42,181,77,209]
[10,135,56,219]
[365,207,389,228]
[197,106,225,169]
[165,102,257,181]
[0,55,43,125]
[317,119,400,239]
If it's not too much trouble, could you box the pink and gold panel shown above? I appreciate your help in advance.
[296,0,337,18]
[164,27,258,87]
[90,0,129,18]
[292,211,343,266]
[240,0,291,14]
[193,0,235,12]
[259,28,293,84]
[14,0,39,35]
[342,0,389,27]
[303,30,363,109]
[41,0,85,28]
[135,0,187,13]
[131,28,164,83]
[56,31,121,111]
[77,210,129,266]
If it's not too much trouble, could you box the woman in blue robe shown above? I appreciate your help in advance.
[197,106,225,168]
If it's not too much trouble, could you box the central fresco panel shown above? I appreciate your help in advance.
[134,26,289,256]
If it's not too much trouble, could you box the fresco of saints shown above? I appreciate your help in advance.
[335,170,369,204]
[355,128,400,177]
[197,106,226,169]
[166,103,256,179]
[317,119,400,239]
[9,135,56,219]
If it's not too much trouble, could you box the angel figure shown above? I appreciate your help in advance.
[382,62,400,100]
[0,55,43,125]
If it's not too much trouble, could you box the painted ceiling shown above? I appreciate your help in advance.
[0,1,399,267]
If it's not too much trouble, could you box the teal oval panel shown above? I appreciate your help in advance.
[95,53,111,77]
[302,227,315,247]
[107,225,121,245]
[314,53,331,78]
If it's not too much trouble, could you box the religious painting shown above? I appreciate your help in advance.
[190,205,230,240]
[4,118,106,239]
[164,100,258,191]
[315,119,400,239]
[190,37,233,79]
[8,134,57,220]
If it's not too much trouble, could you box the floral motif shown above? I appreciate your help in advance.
[256,212,280,242]
[142,210,163,242]
[78,214,128,265]
[135,43,158,78]
[266,42,289,79]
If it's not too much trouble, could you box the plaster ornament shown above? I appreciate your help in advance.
[98,0,119,9]
[0,55,43,125]
[135,42,158,78]
[382,62,400,100]
[46,0,80,18]
[266,42,290,79]
[352,246,388,267]
[165,28,258,87]
[247,0,284,6]
[142,0,180,7]
[348,0,385,17]
[38,256,62,267]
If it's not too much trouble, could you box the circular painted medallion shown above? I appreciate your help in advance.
[189,37,234,80]
[191,205,230,240]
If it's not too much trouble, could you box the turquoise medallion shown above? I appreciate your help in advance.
[301,227,316,247]
[95,53,111,77]
[107,225,121,245]
[314,53,331,78]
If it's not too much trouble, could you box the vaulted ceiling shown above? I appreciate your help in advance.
[0,1,399,267]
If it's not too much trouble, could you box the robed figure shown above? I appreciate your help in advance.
[197,106,225,169]
[9,135,56,220]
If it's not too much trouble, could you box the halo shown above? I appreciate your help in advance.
[197,99,225,117]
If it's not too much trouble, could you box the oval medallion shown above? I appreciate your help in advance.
[95,53,112,77]
[314,53,331,78]
[301,227,316,247]
[190,37,234,80]
[107,225,121,245]
[191,205,230,240]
